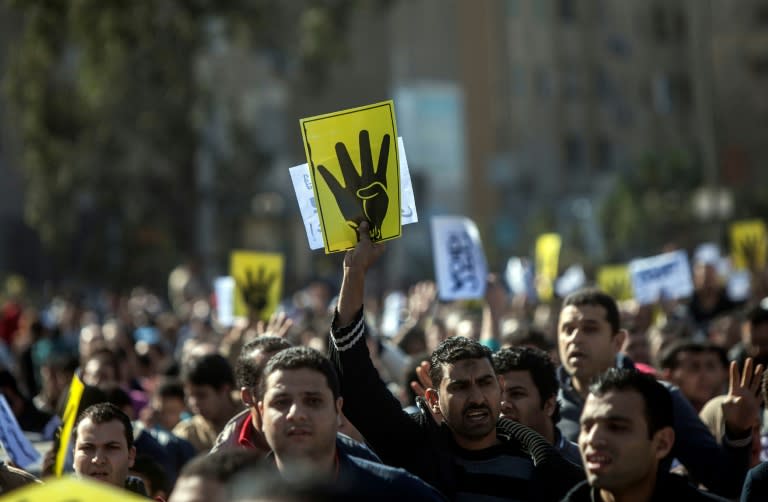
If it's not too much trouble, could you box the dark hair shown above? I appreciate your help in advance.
[179,447,261,481]
[156,378,185,401]
[0,368,22,398]
[563,288,621,334]
[131,454,169,495]
[236,336,292,389]
[74,402,134,448]
[659,339,728,371]
[747,300,768,327]
[493,347,561,423]
[181,353,235,390]
[589,368,673,438]
[100,383,132,411]
[429,336,494,388]
[500,325,553,352]
[258,347,340,400]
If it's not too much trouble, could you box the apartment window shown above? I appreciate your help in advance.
[535,68,554,98]
[594,67,613,101]
[651,5,686,44]
[756,5,768,28]
[510,65,526,97]
[563,135,585,170]
[595,139,614,171]
[750,56,768,77]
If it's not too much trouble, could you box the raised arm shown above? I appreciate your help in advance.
[329,222,427,468]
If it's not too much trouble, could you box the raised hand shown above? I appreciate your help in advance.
[237,266,276,319]
[317,130,391,241]
[256,311,293,338]
[722,358,765,434]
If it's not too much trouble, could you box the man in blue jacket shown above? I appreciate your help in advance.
[257,345,446,499]
[556,288,762,498]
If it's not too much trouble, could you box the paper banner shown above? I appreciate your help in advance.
[504,257,537,300]
[213,276,236,327]
[300,100,401,253]
[55,373,85,477]
[0,395,41,468]
[2,476,147,501]
[730,219,767,270]
[290,137,417,251]
[535,233,562,301]
[229,252,284,321]
[431,216,488,301]
[597,265,633,301]
[555,265,586,298]
[629,250,694,305]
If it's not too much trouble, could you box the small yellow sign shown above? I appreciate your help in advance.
[300,101,401,253]
[230,251,283,321]
[597,265,633,301]
[1,476,147,501]
[535,233,562,302]
[55,373,85,477]
[730,219,767,270]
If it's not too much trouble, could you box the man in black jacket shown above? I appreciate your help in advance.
[563,368,725,501]
[328,222,582,501]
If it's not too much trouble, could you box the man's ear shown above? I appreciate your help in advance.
[543,395,557,418]
[128,446,136,469]
[652,427,675,460]
[613,329,628,353]
[257,401,264,417]
[240,387,254,406]
[425,388,440,413]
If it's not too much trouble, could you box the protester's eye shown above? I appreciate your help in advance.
[306,397,323,407]
[271,398,291,409]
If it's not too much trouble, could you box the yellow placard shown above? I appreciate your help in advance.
[230,251,283,321]
[730,219,767,270]
[0,476,147,501]
[597,265,633,301]
[55,373,85,477]
[300,101,401,253]
[535,233,562,302]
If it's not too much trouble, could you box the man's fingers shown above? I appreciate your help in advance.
[752,364,765,395]
[743,358,754,388]
[729,361,738,394]
[416,361,434,389]
[410,381,426,398]
[357,220,372,243]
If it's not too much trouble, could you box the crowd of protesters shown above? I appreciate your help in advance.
[1,221,768,500]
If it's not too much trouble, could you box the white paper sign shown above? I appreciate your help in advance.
[0,394,41,468]
[504,257,537,300]
[727,269,751,302]
[214,276,236,327]
[556,265,587,298]
[629,250,694,305]
[431,216,488,301]
[290,137,418,250]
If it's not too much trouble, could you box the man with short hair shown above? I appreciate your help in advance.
[659,340,728,412]
[72,402,145,495]
[564,368,724,501]
[258,346,445,499]
[329,222,583,500]
[211,336,292,454]
[557,288,761,498]
[493,346,581,465]
[169,449,262,502]
[174,353,240,452]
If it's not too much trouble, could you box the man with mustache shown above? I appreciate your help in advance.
[563,368,723,501]
[557,288,761,498]
[328,222,583,501]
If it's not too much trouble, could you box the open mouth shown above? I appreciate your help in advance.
[585,452,612,471]
[464,407,491,423]
[88,472,110,480]
[287,428,312,437]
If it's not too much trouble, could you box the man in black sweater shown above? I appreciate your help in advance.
[328,222,582,501]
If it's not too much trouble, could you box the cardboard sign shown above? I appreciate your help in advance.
[300,101,401,253]
[504,257,537,300]
[213,276,236,327]
[0,395,41,468]
[555,265,586,298]
[431,216,488,301]
[229,252,284,321]
[597,265,633,301]
[629,250,693,305]
[535,233,562,301]
[55,373,85,477]
[3,476,147,501]
[730,219,767,270]
[290,137,417,250]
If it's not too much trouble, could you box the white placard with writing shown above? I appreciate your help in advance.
[214,276,236,327]
[431,216,488,301]
[629,250,694,305]
[0,394,41,468]
[504,257,537,300]
[290,137,418,250]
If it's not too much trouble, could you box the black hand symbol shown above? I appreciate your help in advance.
[740,234,764,270]
[317,130,391,241]
[237,266,276,317]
